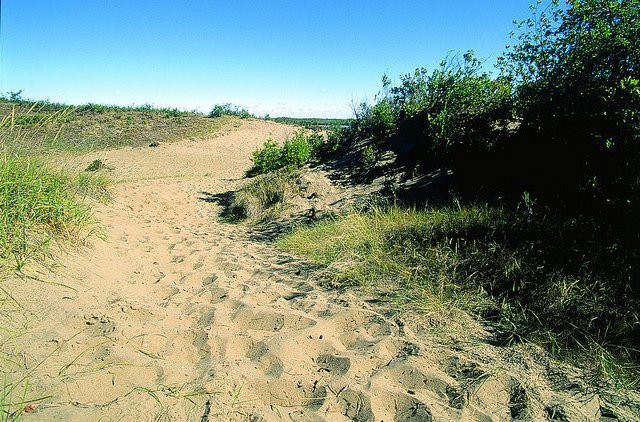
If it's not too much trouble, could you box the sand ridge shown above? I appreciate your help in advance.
[5,120,605,421]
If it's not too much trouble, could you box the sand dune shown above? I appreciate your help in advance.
[4,120,605,421]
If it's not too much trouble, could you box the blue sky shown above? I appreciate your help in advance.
[0,1,534,118]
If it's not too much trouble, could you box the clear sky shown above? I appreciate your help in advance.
[0,1,534,118]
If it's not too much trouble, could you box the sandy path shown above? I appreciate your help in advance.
[5,120,602,421]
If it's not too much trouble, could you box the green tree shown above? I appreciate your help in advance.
[500,0,640,208]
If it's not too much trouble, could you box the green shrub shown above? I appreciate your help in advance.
[209,103,253,118]
[282,132,313,167]
[252,138,283,174]
[250,130,335,175]
[340,52,512,166]
[498,0,640,210]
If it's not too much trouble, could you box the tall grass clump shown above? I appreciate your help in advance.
[229,171,298,221]
[0,104,108,270]
[0,155,102,270]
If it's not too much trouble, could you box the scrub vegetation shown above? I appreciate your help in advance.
[251,130,341,174]
[0,94,237,152]
[258,0,640,386]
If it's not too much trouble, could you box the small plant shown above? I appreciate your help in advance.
[361,144,376,169]
[85,159,105,172]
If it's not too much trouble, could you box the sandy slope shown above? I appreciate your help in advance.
[4,120,608,421]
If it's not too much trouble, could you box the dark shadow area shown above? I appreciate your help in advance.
[197,190,240,222]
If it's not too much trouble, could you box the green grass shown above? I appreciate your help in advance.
[0,102,111,270]
[278,203,640,387]
[0,154,107,270]
[0,98,237,152]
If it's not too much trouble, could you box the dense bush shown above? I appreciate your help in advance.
[500,0,640,210]
[394,54,511,160]
[252,139,283,174]
[344,52,512,164]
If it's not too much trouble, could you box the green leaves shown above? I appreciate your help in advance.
[251,130,334,175]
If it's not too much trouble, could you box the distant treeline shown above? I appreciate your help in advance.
[267,117,352,130]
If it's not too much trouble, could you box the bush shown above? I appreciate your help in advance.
[252,138,283,174]
[209,103,253,118]
[282,132,313,167]
[342,52,512,165]
[251,130,336,175]
[499,0,640,210]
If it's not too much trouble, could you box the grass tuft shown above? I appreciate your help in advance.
[0,155,107,270]
[229,171,299,221]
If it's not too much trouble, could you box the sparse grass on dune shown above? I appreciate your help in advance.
[279,204,640,387]
[0,98,238,152]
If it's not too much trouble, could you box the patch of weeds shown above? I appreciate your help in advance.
[84,159,105,172]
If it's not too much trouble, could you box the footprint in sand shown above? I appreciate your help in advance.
[315,353,351,376]
[232,308,316,332]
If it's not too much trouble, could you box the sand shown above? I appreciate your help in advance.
[2,120,608,421]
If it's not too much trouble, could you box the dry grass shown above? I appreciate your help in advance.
[229,171,299,222]
[278,203,640,388]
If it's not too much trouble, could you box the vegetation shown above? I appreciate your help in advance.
[267,117,351,130]
[250,130,338,174]
[0,100,111,271]
[0,96,235,152]
[0,155,105,269]
[229,171,298,221]
[0,154,108,270]
[269,0,640,386]
[208,103,253,119]
[280,202,640,385]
